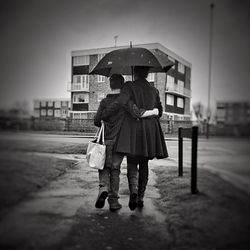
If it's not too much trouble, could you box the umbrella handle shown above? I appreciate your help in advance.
[131,66,134,81]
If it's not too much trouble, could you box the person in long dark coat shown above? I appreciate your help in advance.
[103,66,168,210]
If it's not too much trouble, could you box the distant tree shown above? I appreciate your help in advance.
[10,100,31,117]
[193,102,204,121]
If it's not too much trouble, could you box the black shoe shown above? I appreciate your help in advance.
[128,193,137,211]
[137,199,144,209]
[109,200,122,211]
[95,191,108,208]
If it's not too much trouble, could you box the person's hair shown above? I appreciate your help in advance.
[109,74,124,89]
[134,66,150,79]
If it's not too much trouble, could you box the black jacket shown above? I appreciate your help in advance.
[94,94,125,141]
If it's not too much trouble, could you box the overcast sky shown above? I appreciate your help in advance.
[0,0,249,110]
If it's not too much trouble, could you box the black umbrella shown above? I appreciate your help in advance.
[89,47,174,77]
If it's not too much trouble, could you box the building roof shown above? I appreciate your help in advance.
[71,42,192,68]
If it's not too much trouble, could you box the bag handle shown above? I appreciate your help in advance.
[96,121,105,144]
[94,127,100,140]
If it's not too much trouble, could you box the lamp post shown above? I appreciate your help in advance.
[207,3,214,139]
[114,35,118,47]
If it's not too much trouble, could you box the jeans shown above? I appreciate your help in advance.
[98,153,124,200]
[127,156,149,199]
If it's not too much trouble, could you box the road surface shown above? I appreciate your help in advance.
[1,131,250,193]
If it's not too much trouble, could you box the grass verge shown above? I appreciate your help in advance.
[154,166,250,249]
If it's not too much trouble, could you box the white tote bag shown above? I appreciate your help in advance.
[86,122,106,170]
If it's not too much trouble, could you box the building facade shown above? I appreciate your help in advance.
[33,98,70,118]
[69,43,192,120]
[216,101,250,126]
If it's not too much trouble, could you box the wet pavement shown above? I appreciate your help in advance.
[1,133,250,249]
[0,154,170,249]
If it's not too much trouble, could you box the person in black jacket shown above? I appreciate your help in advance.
[94,74,125,211]
[94,74,158,211]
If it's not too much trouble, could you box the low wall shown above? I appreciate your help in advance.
[30,117,192,135]
[32,118,65,131]
[65,118,98,133]
[0,118,32,130]
[1,116,249,137]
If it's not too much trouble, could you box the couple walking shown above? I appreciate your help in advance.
[94,66,168,211]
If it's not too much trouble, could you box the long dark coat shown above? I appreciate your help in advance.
[114,79,168,159]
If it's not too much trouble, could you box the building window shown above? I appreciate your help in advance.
[186,68,191,79]
[166,94,174,106]
[47,109,53,116]
[147,73,155,82]
[98,75,105,83]
[98,54,105,62]
[73,55,89,66]
[61,101,68,107]
[167,75,175,83]
[72,75,82,90]
[123,75,132,81]
[61,109,67,116]
[54,110,61,117]
[97,92,105,102]
[73,93,89,103]
[55,101,61,108]
[177,97,184,108]
[166,75,175,90]
[47,101,53,107]
[73,95,77,103]
[41,109,46,116]
[73,75,82,83]
[178,80,184,94]
[72,84,81,91]
[73,75,89,90]
[82,75,89,89]
[41,101,46,107]
[178,62,185,74]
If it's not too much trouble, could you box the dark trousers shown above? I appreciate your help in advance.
[127,156,149,200]
[98,153,124,201]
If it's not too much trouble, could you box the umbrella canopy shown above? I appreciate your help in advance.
[89,47,174,77]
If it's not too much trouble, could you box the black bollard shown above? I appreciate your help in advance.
[178,127,183,177]
[191,126,198,194]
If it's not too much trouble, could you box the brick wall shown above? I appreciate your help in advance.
[32,118,66,131]
[89,55,111,111]
[30,116,192,134]
[155,73,166,110]
[66,118,97,133]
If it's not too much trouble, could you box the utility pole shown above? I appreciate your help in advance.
[207,3,214,139]
[114,35,118,47]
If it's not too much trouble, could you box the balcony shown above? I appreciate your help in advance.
[72,100,89,104]
[67,82,89,92]
[165,85,191,98]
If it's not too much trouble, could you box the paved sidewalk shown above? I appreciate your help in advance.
[0,155,249,249]
[0,156,169,250]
